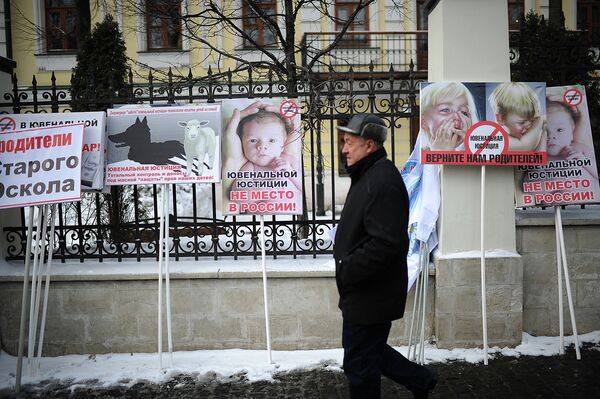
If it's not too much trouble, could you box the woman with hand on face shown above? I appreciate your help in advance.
[419,82,480,151]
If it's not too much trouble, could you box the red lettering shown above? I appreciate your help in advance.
[523,182,541,193]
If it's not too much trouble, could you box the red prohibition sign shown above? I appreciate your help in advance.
[465,121,509,156]
[279,100,299,119]
[563,88,583,107]
[0,117,16,132]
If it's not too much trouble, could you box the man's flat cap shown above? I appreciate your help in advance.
[338,113,387,143]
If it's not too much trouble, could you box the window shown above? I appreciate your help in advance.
[146,0,182,50]
[45,0,80,51]
[416,0,428,71]
[335,0,369,47]
[242,0,277,48]
[508,0,525,30]
[578,0,600,38]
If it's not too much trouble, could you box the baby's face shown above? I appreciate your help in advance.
[422,94,471,138]
[240,120,286,167]
[547,109,574,156]
[501,113,533,139]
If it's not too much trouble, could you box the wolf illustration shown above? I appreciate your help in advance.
[108,116,184,165]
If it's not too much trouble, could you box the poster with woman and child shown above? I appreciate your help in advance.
[419,81,547,165]
[221,99,303,215]
[514,85,600,207]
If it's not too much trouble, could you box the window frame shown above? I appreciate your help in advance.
[241,0,278,49]
[334,0,370,48]
[578,0,600,37]
[44,0,79,52]
[507,0,525,31]
[145,0,183,51]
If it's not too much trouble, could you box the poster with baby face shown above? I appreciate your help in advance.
[514,85,600,207]
[221,99,303,215]
[419,82,547,165]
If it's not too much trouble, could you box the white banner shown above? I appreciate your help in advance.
[0,124,84,209]
[401,134,440,290]
[0,112,106,190]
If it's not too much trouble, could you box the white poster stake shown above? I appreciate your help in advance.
[554,208,564,355]
[28,206,45,374]
[419,242,428,365]
[480,165,489,365]
[259,216,273,364]
[157,184,174,369]
[164,184,174,367]
[157,185,165,370]
[31,205,49,374]
[36,203,57,370]
[406,252,422,360]
[15,208,35,392]
[406,251,422,361]
[555,206,581,360]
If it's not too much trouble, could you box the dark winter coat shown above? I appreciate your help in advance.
[334,148,409,325]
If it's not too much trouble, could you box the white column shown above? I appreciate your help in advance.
[428,0,515,254]
[428,0,523,350]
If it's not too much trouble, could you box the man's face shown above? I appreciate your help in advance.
[341,133,370,167]
[240,120,286,167]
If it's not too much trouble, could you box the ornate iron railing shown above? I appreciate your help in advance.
[1,65,422,262]
[301,31,429,74]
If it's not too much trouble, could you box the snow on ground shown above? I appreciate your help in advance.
[1,331,599,391]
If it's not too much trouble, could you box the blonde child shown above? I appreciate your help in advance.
[488,82,545,151]
[420,82,479,151]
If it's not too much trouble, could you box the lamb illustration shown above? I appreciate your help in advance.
[178,119,216,176]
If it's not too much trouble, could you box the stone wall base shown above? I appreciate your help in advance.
[0,273,435,356]
[434,254,523,349]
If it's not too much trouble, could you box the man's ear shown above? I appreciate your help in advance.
[496,113,504,124]
[366,139,378,153]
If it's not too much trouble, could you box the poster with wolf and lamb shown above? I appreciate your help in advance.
[105,105,221,185]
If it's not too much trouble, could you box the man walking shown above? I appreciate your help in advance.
[334,114,437,398]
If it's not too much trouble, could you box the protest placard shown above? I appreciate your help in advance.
[0,124,84,209]
[105,105,221,185]
[515,85,600,207]
[0,113,105,190]
[221,99,303,215]
[420,82,547,165]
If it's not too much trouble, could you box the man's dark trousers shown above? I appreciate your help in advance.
[342,319,432,398]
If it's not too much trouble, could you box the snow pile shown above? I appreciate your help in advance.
[1,330,598,390]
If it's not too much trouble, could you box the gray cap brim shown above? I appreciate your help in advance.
[337,126,359,134]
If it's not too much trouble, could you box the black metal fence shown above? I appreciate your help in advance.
[1,65,421,262]
[5,24,600,263]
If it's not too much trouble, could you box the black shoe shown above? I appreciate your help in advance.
[412,368,437,399]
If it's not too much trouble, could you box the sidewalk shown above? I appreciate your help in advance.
[2,344,598,398]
